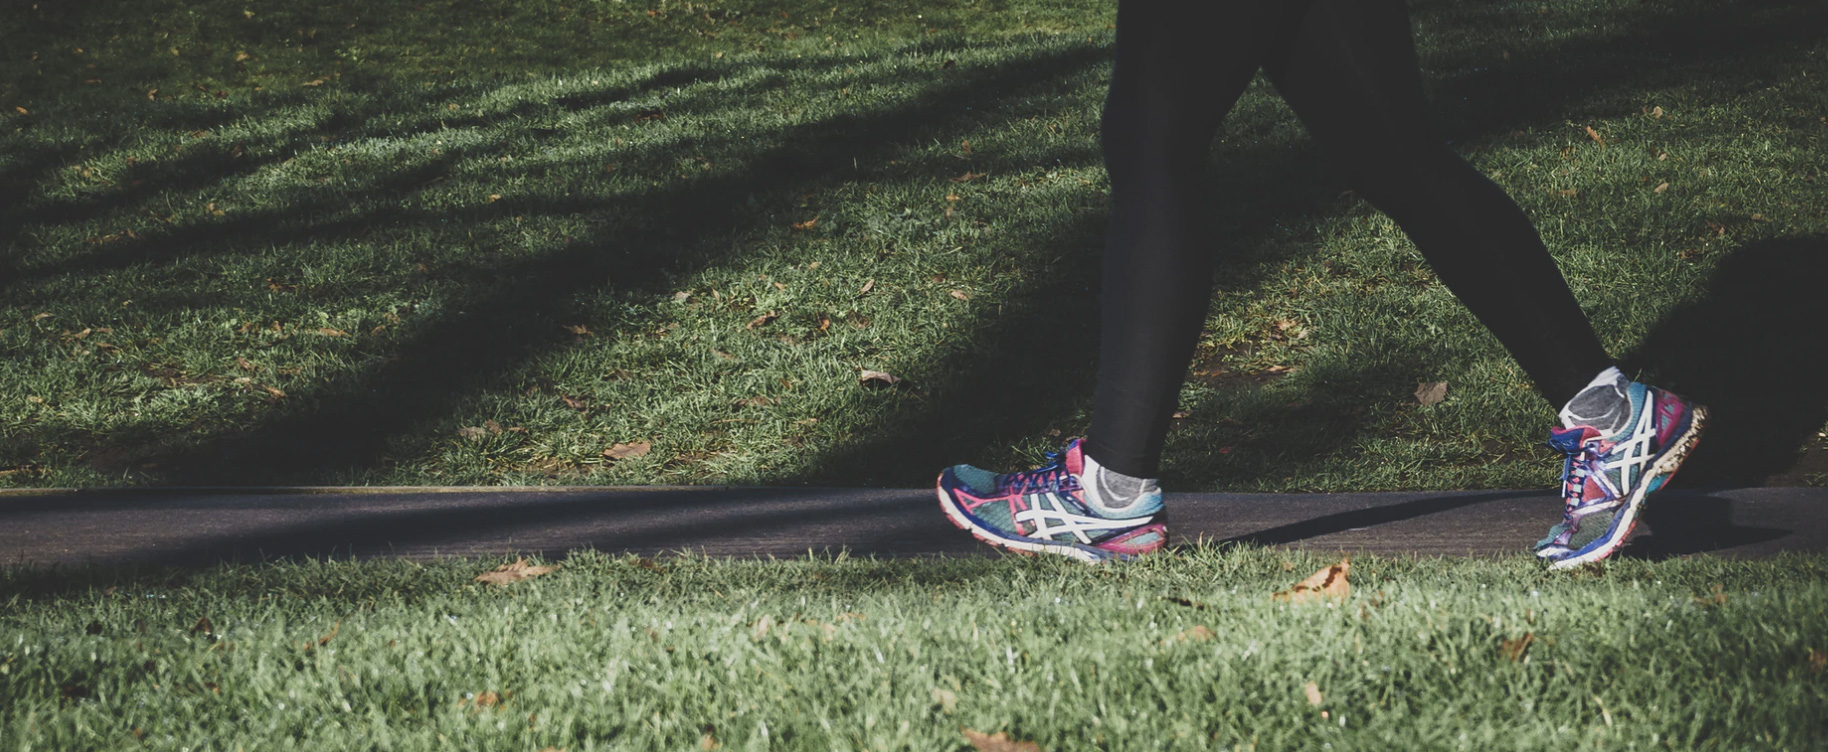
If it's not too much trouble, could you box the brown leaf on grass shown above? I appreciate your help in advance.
[950,289,972,301]
[1584,125,1605,146]
[316,621,340,647]
[1500,632,1535,662]
[475,558,560,586]
[236,357,256,372]
[32,312,53,321]
[1654,182,1670,194]
[1303,682,1323,707]
[931,687,959,713]
[561,395,590,411]
[191,616,214,635]
[1414,381,1448,406]
[13,107,28,115]
[700,730,720,750]
[818,316,831,333]
[949,171,985,183]
[960,138,973,155]
[483,420,503,435]
[1558,188,1579,197]
[750,614,776,640]
[603,441,652,461]
[859,369,900,386]
[747,311,779,329]
[1694,583,1728,607]
[791,217,818,231]
[313,328,347,337]
[1651,106,1665,118]
[962,729,1042,752]
[1809,649,1826,675]
[1169,626,1215,643]
[302,78,327,87]
[1274,559,1351,603]
[562,324,592,336]
[857,278,875,295]
[457,426,487,440]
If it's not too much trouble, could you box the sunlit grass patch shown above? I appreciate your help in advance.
[2,550,1825,750]
[2,0,1825,489]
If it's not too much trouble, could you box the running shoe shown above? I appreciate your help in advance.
[936,439,1166,563]
[1535,381,1707,569]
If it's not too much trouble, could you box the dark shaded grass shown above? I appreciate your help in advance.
[2,0,1825,489]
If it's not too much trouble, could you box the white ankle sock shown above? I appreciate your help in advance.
[1559,366,1631,434]
[1080,452,1160,518]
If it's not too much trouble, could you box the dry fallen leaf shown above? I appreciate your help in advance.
[1694,583,1728,607]
[747,311,779,329]
[949,171,985,183]
[1500,632,1535,662]
[932,688,958,713]
[562,324,591,336]
[1584,125,1605,146]
[1651,106,1664,118]
[857,278,875,295]
[475,558,560,586]
[1274,559,1351,603]
[457,426,488,440]
[1304,682,1323,707]
[1809,649,1826,675]
[561,395,590,411]
[859,369,900,386]
[791,217,818,231]
[962,729,1042,752]
[14,106,28,115]
[700,730,720,750]
[313,328,347,337]
[603,441,652,461]
[1654,182,1670,194]
[1170,626,1215,643]
[1414,381,1448,406]
[950,289,971,301]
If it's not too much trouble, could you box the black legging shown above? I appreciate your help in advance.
[1082,0,1614,478]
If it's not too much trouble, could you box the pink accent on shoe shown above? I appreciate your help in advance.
[1093,523,1167,556]
[1062,439,1086,476]
[1653,391,1686,446]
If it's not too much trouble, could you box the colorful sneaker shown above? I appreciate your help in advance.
[1535,382,1708,569]
[936,439,1167,563]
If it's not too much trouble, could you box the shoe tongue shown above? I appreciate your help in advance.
[1548,425,1603,453]
[1063,439,1085,476]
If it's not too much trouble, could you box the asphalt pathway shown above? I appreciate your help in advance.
[1,486,1822,566]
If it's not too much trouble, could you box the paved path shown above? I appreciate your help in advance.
[1,486,1822,566]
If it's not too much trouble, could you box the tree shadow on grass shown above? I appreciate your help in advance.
[1622,236,1828,486]
[4,0,1825,491]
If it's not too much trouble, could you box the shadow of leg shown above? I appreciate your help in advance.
[1623,235,1828,486]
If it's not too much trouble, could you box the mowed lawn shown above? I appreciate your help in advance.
[3,551,1827,751]
[2,0,1826,491]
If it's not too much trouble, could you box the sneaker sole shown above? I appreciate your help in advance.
[933,477,1124,564]
[1548,404,1709,570]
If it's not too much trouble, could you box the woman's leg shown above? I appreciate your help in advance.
[1082,0,1292,479]
[1259,0,1614,406]
[1262,0,1706,570]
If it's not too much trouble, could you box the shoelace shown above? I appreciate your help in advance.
[1555,438,1622,519]
[1001,448,1080,496]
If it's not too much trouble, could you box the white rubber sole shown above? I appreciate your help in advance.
[1547,404,1709,570]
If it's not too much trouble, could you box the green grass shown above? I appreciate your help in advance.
[2,0,1826,490]
[3,550,1826,750]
